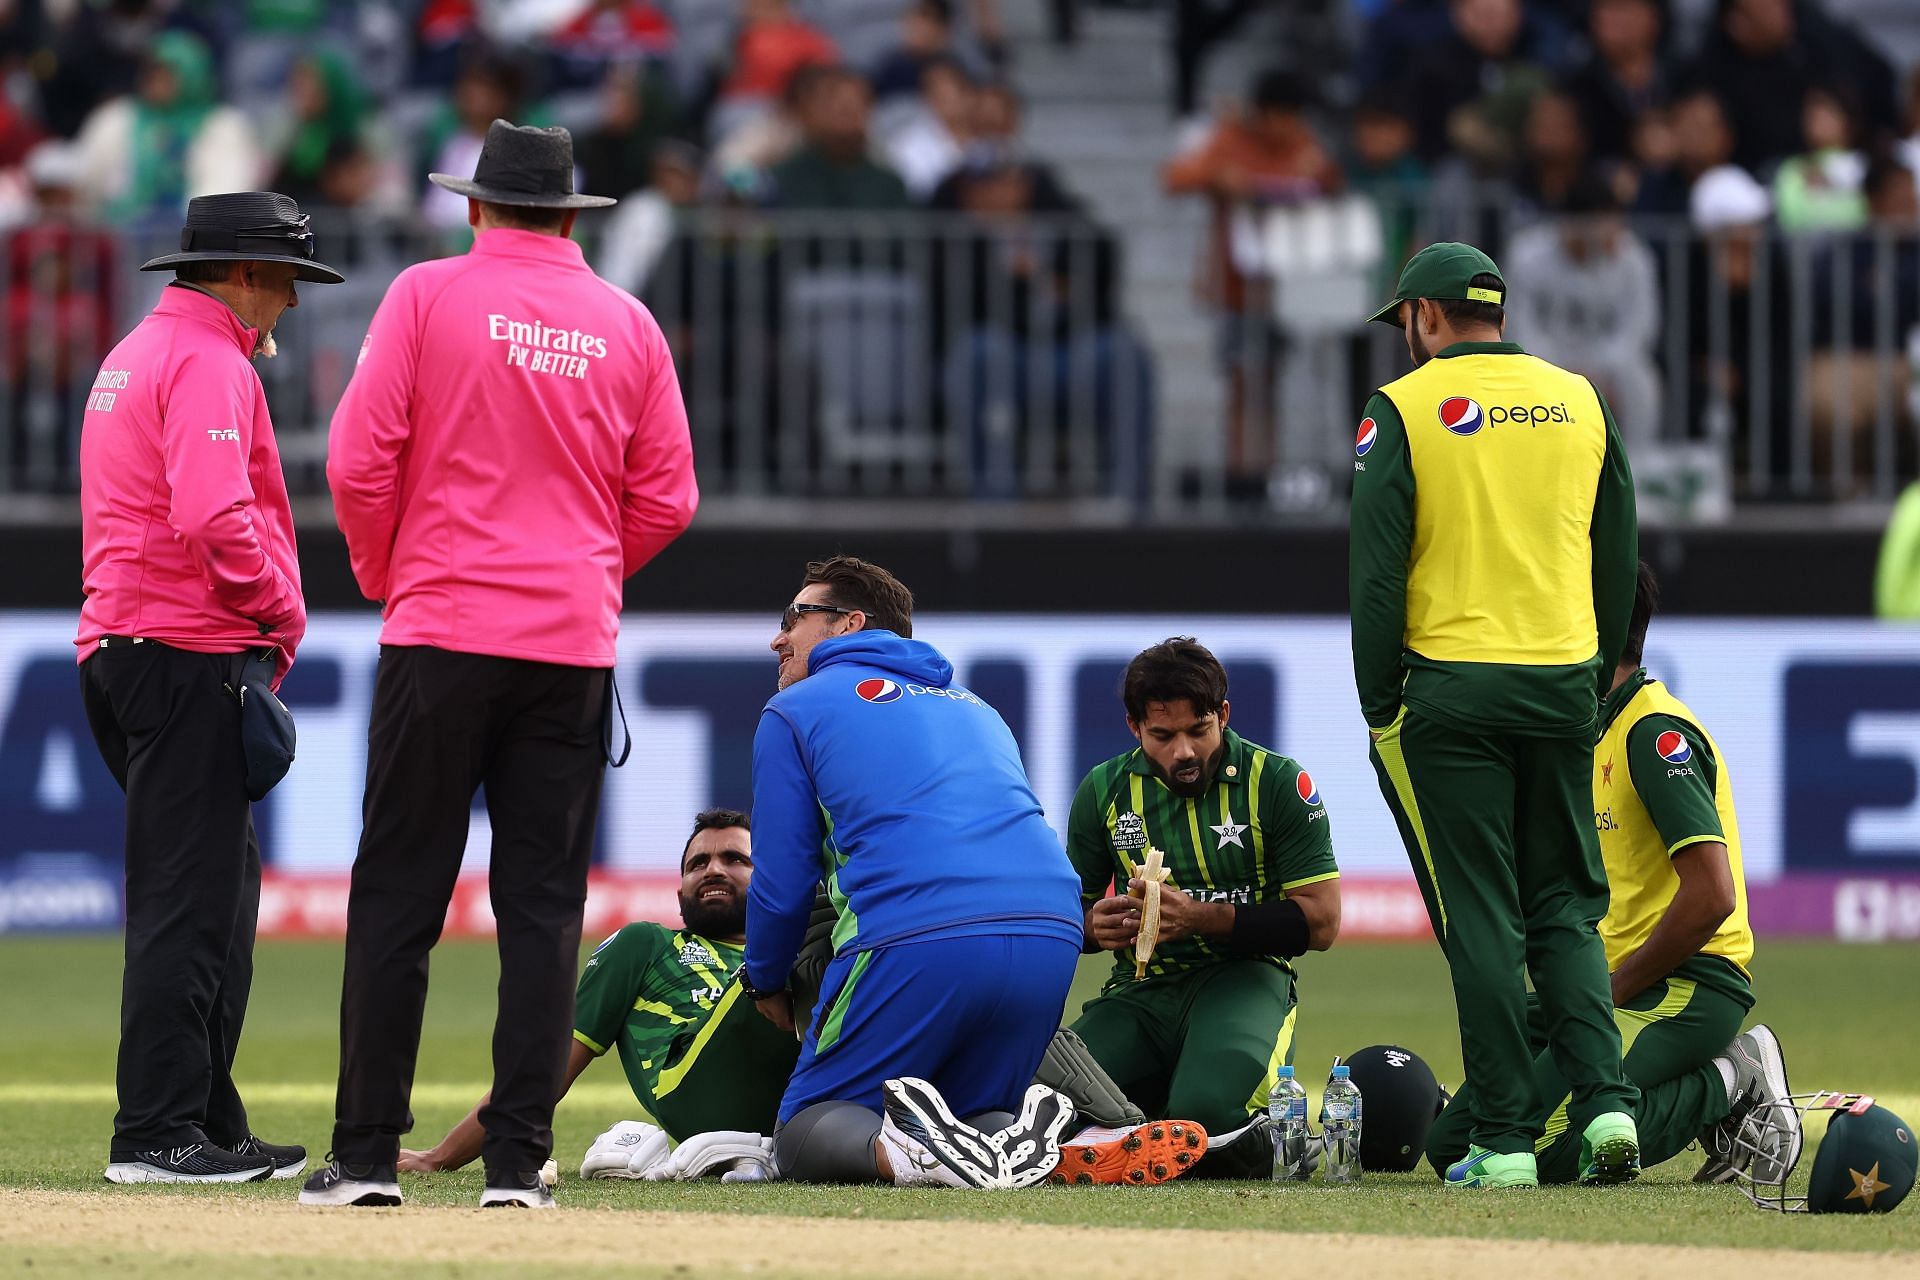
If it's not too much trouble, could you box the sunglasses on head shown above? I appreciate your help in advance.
[780,602,853,633]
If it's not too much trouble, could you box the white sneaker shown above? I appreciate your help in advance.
[879,1077,1004,1188]
[991,1084,1075,1188]
[479,1170,554,1208]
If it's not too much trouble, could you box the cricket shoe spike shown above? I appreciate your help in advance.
[298,1157,402,1206]
[1579,1112,1641,1185]
[880,1077,1004,1188]
[993,1084,1076,1188]
[1049,1119,1209,1186]
[105,1142,274,1184]
[229,1134,307,1180]
[480,1169,555,1208]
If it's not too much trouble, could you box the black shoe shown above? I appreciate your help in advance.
[299,1157,402,1206]
[104,1142,274,1184]
[229,1134,308,1180]
[991,1084,1075,1189]
[480,1168,553,1209]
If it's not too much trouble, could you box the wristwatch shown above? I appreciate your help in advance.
[736,968,784,1002]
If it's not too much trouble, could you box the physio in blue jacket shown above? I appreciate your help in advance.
[744,557,1082,1181]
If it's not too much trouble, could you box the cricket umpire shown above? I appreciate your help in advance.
[306,121,697,1209]
[1349,242,1641,1188]
[80,192,343,1183]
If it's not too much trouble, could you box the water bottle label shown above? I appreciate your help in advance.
[1324,1103,1352,1122]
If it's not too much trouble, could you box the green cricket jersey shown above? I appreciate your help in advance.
[1066,728,1340,991]
[1348,341,1638,738]
[572,923,741,1119]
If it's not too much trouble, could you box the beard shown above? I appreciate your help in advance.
[680,888,746,939]
[1155,743,1225,798]
[1407,323,1431,367]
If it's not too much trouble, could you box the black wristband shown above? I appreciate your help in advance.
[1229,897,1311,959]
[736,968,783,1002]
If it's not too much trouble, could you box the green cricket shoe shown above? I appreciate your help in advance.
[1579,1111,1642,1185]
[1445,1146,1538,1188]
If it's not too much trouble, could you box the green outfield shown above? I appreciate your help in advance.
[2,936,1917,1277]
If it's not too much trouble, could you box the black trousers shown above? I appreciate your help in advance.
[330,645,611,1172]
[81,640,261,1154]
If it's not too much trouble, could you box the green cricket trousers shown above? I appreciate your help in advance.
[1369,705,1639,1155]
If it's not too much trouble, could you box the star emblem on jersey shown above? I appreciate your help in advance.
[1210,821,1248,849]
[1602,758,1614,786]
[1847,1162,1891,1207]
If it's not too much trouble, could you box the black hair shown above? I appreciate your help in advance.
[1251,68,1310,114]
[1561,174,1622,216]
[682,808,750,869]
[1122,637,1229,723]
[1621,560,1660,668]
[1435,271,1507,330]
[478,201,570,232]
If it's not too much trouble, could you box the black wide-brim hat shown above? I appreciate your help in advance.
[428,119,615,209]
[138,190,345,284]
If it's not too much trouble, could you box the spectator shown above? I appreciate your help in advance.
[39,0,223,138]
[1683,0,1897,176]
[73,31,261,225]
[763,66,908,210]
[1634,88,1738,219]
[542,0,674,92]
[1345,87,1427,282]
[713,0,837,145]
[267,50,374,211]
[712,59,819,201]
[418,48,528,229]
[598,139,703,295]
[1773,84,1868,235]
[882,55,972,202]
[1901,67,1920,207]
[6,141,116,491]
[1162,68,1341,502]
[1505,178,1662,449]
[929,81,1076,212]
[1560,0,1670,167]
[575,60,682,200]
[870,0,975,101]
[1402,0,1557,167]
[1514,89,1591,213]
[1687,163,1794,479]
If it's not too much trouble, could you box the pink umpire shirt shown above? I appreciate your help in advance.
[76,285,305,683]
[327,228,697,667]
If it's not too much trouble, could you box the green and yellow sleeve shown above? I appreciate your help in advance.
[1258,756,1340,893]
[1624,715,1724,856]
[572,923,665,1055]
[1065,769,1116,910]
[1348,391,1414,729]
[1590,391,1639,675]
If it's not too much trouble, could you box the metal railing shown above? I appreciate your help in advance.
[2,203,1916,523]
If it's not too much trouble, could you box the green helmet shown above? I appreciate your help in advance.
[1733,1093,1915,1213]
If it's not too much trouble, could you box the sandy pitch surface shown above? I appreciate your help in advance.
[6,1187,1919,1280]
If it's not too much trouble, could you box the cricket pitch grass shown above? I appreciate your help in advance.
[3,937,1917,1279]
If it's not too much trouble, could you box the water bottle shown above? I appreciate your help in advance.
[1270,1064,1312,1182]
[1321,1063,1363,1184]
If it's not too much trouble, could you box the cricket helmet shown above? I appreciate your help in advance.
[1731,1092,1915,1214]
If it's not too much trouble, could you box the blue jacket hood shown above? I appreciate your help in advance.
[807,630,953,686]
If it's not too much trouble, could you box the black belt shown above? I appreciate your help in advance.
[96,635,147,648]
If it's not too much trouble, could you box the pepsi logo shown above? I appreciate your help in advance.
[1296,771,1321,806]
[1355,417,1378,457]
[856,678,903,704]
[1439,396,1484,436]
[1655,730,1692,764]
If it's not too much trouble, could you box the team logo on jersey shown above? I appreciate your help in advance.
[678,941,717,967]
[1439,396,1484,436]
[1355,417,1377,457]
[856,678,903,704]
[1111,811,1148,852]
[1210,820,1248,849]
[1655,731,1693,765]
[1296,771,1322,806]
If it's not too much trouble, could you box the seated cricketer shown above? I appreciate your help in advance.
[1427,564,1800,1186]
[399,810,808,1172]
[744,557,1093,1189]
[1068,638,1342,1177]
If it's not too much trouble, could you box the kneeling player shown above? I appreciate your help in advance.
[1066,638,1341,1177]
[1429,565,1800,1186]
[400,810,805,1174]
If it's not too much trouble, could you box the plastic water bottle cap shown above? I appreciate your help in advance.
[1276,1065,1295,1079]
[1331,1065,1350,1079]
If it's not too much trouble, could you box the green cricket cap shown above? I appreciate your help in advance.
[1367,241,1506,325]
[1808,1103,1915,1214]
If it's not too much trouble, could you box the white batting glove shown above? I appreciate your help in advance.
[638,1130,775,1181]
[580,1119,670,1180]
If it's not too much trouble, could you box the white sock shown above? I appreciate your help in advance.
[1715,1057,1737,1105]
